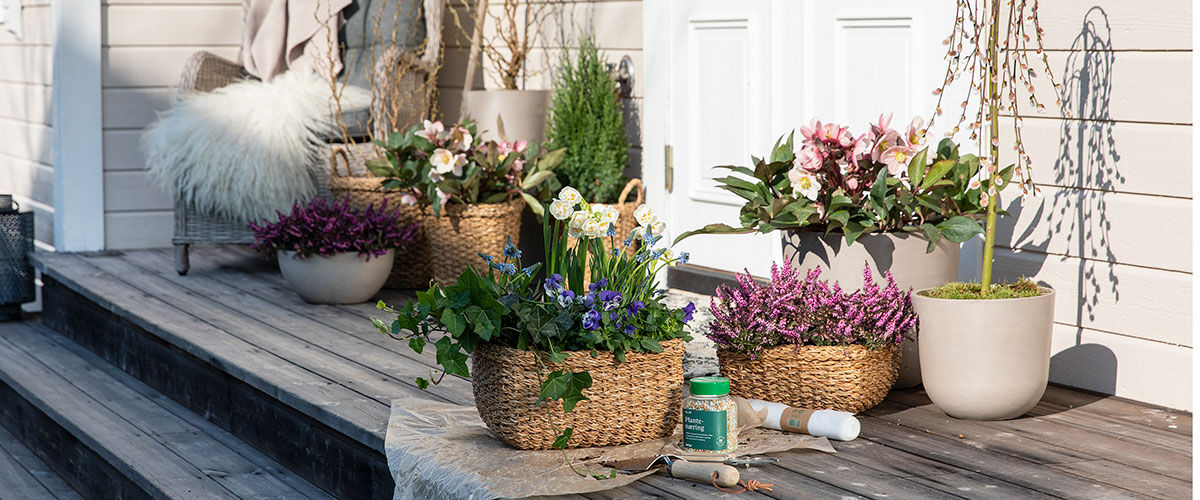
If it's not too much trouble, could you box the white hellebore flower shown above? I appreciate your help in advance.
[549,199,575,220]
[558,186,583,205]
[431,148,466,176]
[788,168,821,201]
[633,204,658,226]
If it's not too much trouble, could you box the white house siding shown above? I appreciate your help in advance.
[0,1,54,249]
[989,1,1191,410]
[437,0,644,176]
[100,0,243,249]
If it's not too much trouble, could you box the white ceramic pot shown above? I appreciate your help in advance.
[277,250,395,304]
[781,231,960,388]
[463,89,552,143]
[912,288,1055,420]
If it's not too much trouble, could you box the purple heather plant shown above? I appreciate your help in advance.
[248,196,417,260]
[708,262,916,358]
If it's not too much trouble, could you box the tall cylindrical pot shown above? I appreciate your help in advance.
[781,231,959,388]
[463,90,552,143]
[912,288,1055,420]
[277,250,395,304]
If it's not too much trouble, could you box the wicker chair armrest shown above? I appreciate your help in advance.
[178,51,249,94]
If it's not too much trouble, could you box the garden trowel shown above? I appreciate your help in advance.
[602,455,741,487]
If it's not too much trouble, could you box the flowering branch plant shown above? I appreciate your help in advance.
[372,186,693,449]
[677,115,1011,252]
[366,119,566,217]
[248,196,417,259]
[708,262,916,359]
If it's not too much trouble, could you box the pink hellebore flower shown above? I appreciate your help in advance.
[820,123,854,147]
[905,116,927,147]
[880,146,918,177]
[447,126,474,152]
[399,193,418,206]
[871,130,902,162]
[800,119,824,144]
[849,136,871,168]
[416,120,444,143]
[869,113,894,141]
[796,147,824,172]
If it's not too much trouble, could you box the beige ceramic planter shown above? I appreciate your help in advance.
[781,231,960,388]
[463,90,552,143]
[277,250,394,304]
[912,288,1055,420]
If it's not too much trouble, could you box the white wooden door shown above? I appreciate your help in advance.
[649,0,954,277]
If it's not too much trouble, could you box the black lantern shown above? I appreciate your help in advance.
[0,195,34,321]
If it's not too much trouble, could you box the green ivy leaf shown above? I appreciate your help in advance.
[433,337,470,378]
[638,339,664,353]
[937,215,985,243]
[552,427,574,449]
[415,377,430,390]
[441,309,466,337]
[540,370,593,412]
[408,337,426,354]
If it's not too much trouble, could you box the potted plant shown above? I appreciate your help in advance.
[248,197,417,304]
[546,35,641,257]
[678,117,996,387]
[367,119,564,285]
[456,0,557,142]
[373,186,695,450]
[709,262,915,413]
[910,0,1065,420]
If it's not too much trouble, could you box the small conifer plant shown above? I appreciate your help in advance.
[546,35,629,203]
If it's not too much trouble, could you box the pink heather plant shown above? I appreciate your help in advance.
[708,262,916,358]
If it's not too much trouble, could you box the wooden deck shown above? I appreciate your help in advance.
[17,246,1193,499]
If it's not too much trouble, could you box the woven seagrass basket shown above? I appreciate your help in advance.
[327,144,432,289]
[472,339,685,450]
[718,344,900,414]
[424,198,525,285]
[611,179,644,253]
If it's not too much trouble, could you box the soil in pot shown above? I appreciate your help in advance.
[471,339,685,450]
[277,249,394,304]
[912,287,1055,420]
[781,231,961,389]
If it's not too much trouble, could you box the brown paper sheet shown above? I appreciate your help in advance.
[385,398,835,500]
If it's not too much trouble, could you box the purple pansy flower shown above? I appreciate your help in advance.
[557,289,576,307]
[683,302,696,323]
[626,301,645,316]
[598,290,622,311]
[582,310,602,330]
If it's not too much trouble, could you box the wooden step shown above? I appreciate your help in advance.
[0,322,331,500]
[0,421,82,500]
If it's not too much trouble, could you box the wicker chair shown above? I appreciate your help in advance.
[171,0,442,275]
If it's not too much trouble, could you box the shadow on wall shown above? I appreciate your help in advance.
[998,7,1121,396]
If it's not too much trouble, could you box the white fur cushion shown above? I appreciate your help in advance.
[143,71,368,223]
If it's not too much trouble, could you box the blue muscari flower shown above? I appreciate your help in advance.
[478,252,494,263]
[582,310,602,330]
[522,265,537,277]
[627,300,645,316]
[605,223,616,237]
[598,290,622,311]
[650,248,666,260]
[677,252,690,265]
[496,262,517,275]
[683,302,696,323]
[557,289,576,307]
[622,236,634,248]
[503,236,521,259]
[611,248,619,257]
[588,278,609,292]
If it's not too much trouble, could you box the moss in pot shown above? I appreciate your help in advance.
[248,196,417,304]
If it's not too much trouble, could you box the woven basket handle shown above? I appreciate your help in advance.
[618,178,644,205]
[329,147,353,178]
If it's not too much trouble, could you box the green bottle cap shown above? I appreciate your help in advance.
[689,377,730,396]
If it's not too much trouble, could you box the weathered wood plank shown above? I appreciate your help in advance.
[770,450,963,499]
[0,324,238,498]
[32,252,391,450]
[10,323,331,499]
[1040,385,1192,437]
[1047,459,1192,500]
[885,391,1191,483]
[0,425,79,500]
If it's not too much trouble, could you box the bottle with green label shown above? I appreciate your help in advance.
[681,377,738,455]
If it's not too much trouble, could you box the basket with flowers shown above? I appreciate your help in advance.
[374,186,696,449]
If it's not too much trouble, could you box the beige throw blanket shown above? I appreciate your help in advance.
[241,0,352,80]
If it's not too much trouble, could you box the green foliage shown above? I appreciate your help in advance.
[677,136,998,252]
[546,35,629,203]
[922,278,1044,300]
[368,120,565,218]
